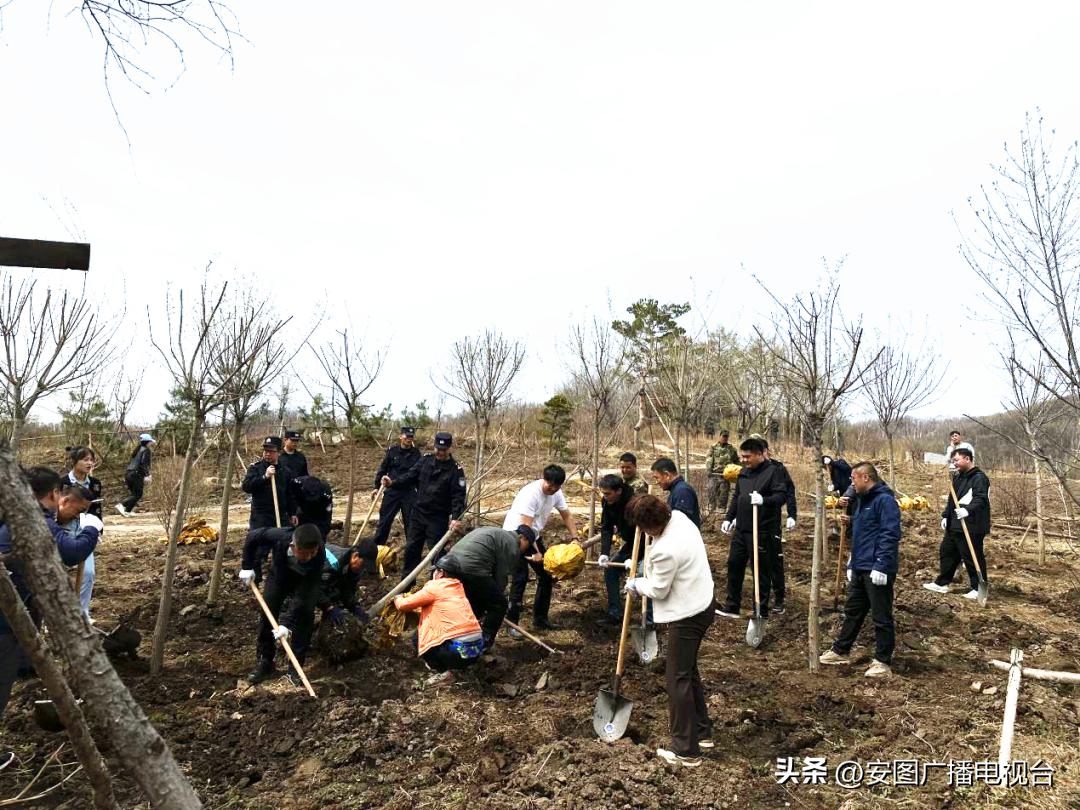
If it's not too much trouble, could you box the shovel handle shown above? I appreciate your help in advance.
[354,483,385,544]
[751,504,761,614]
[833,516,847,610]
[614,527,643,680]
[248,580,315,697]
[503,618,562,654]
[270,473,281,529]
[946,475,986,583]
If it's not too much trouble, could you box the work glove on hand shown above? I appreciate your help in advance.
[326,607,346,627]
[721,520,734,535]
[954,507,969,520]
[827,484,835,493]
[79,513,105,532]
[870,570,888,586]
[846,568,853,582]
[623,578,638,594]
[623,558,634,571]
[272,625,291,642]
[750,491,764,507]
[596,554,610,567]
[351,605,370,625]
[786,517,796,530]
[265,465,276,479]
[941,518,948,531]
[238,569,256,586]
[144,475,152,484]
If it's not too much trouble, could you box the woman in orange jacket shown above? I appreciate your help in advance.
[394,570,484,683]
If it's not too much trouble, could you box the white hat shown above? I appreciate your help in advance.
[139,433,156,443]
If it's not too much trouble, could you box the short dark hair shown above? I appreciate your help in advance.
[852,462,881,482]
[59,481,92,501]
[25,466,61,499]
[949,430,962,438]
[626,494,671,534]
[542,464,566,487]
[651,457,677,475]
[66,445,97,466]
[292,524,322,550]
[953,447,974,461]
[740,437,767,454]
[598,473,624,491]
[619,452,637,465]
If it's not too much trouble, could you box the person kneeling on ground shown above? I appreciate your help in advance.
[240,524,325,686]
[625,494,715,769]
[318,539,379,626]
[394,569,484,686]
[435,524,537,650]
[820,462,899,678]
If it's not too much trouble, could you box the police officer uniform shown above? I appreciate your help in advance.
[371,426,421,544]
[278,429,309,482]
[242,436,296,530]
[388,432,467,579]
[289,475,334,539]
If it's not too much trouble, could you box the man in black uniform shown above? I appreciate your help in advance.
[242,436,296,530]
[278,430,309,482]
[318,539,379,626]
[289,475,334,539]
[382,431,467,580]
[371,426,421,545]
[755,434,797,615]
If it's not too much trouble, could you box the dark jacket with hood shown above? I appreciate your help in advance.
[600,485,636,557]
[848,481,901,574]
[664,476,701,527]
[724,459,788,536]
[242,527,324,587]
[943,466,991,536]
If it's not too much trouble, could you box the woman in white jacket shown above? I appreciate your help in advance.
[625,494,715,768]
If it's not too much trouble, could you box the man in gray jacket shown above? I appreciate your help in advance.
[436,524,535,649]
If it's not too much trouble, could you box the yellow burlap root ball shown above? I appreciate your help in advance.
[543,543,585,581]
[722,463,742,482]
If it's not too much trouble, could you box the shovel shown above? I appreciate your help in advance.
[630,533,658,664]
[593,526,643,742]
[746,504,766,648]
[353,483,385,544]
[270,468,282,529]
[947,476,989,606]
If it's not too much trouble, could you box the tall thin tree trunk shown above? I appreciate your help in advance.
[473,416,484,522]
[590,413,600,540]
[0,564,118,810]
[886,434,897,491]
[207,419,243,605]
[0,450,202,808]
[808,438,824,672]
[151,413,203,675]
[344,441,356,534]
[673,422,682,470]
[1031,430,1046,565]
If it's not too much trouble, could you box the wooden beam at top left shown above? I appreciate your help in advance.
[0,237,91,271]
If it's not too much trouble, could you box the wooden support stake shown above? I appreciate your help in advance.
[998,648,1023,768]
[248,580,316,697]
[989,658,1080,684]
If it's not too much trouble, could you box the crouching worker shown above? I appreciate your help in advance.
[239,524,325,686]
[319,539,379,626]
[434,524,537,650]
[394,570,484,686]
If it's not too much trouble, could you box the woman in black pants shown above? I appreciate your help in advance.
[117,433,154,516]
[624,494,716,768]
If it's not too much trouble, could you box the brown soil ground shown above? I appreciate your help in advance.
[2,442,1079,808]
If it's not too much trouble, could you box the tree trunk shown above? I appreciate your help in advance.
[807,436,825,672]
[473,415,485,522]
[0,563,118,810]
[343,440,356,535]
[634,390,646,451]
[8,401,25,454]
[673,422,682,470]
[151,412,204,676]
[207,419,243,605]
[886,433,897,492]
[0,450,202,808]
[590,412,600,545]
[1031,429,1046,565]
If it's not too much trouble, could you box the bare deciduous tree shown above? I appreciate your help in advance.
[434,330,524,521]
[0,272,115,451]
[864,338,947,490]
[655,336,711,470]
[312,329,385,534]
[757,270,880,672]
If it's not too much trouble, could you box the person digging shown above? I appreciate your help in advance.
[819,462,899,678]
[240,524,325,686]
[923,447,991,600]
[317,538,380,627]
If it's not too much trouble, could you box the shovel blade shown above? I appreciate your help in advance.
[978,581,989,607]
[593,688,633,742]
[630,627,659,664]
[746,616,766,648]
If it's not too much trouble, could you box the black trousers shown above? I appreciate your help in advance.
[767,529,785,604]
[706,476,731,512]
[833,571,895,664]
[723,531,772,613]
[0,632,27,716]
[373,489,415,545]
[121,472,145,512]
[508,537,552,626]
[441,569,507,648]
[421,639,482,673]
[935,531,987,591]
[666,606,714,757]
[256,574,319,667]
[402,509,450,580]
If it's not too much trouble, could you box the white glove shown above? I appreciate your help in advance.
[954,507,969,520]
[721,520,733,535]
[144,475,152,484]
[941,518,948,530]
[238,569,255,586]
[827,484,835,493]
[265,465,276,479]
[623,559,634,571]
[846,568,853,582]
[79,513,105,532]
[272,625,291,642]
[870,570,888,586]
[597,554,610,567]
[786,517,796,530]
[750,491,764,506]
[623,578,638,594]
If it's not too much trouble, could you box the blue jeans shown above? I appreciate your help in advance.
[79,553,95,617]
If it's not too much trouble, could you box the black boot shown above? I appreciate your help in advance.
[247,659,276,684]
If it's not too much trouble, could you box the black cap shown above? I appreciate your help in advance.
[297,476,324,500]
[434,431,452,448]
[353,538,379,575]
[400,426,416,438]
[284,430,302,440]
[516,524,537,546]
[263,436,283,450]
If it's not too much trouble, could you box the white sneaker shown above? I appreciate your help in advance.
[425,671,454,687]
[819,649,850,665]
[864,659,892,678]
[922,583,949,594]
[114,504,129,517]
[657,748,702,768]
[506,627,524,640]
[963,590,979,600]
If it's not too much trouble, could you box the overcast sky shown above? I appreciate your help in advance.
[2,2,1079,427]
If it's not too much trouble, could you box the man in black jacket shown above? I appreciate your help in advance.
[317,540,379,625]
[278,430,309,482]
[383,431,467,580]
[239,524,325,685]
[756,435,797,615]
[923,448,991,599]
[594,474,638,625]
[650,457,701,527]
[242,436,296,530]
[371,426,421,545]
[289,476,334,539]
[717,437,788,618]
[116,433,155,516]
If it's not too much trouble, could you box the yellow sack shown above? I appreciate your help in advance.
[722,463,742,482]
[912,495,930,510]
[543,543,586,581]
[375,545,398,579]
[824,496,839,510]
[176,516,218,545]
[898,496,914,511]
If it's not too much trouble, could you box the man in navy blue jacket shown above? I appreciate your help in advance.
[819,462,899,678]
[650,457,700,527]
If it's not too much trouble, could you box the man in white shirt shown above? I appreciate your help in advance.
[945,430,975,475]
[502,465,578,632]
